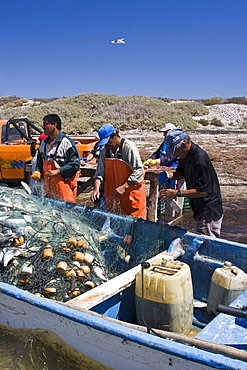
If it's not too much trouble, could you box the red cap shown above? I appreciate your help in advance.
[39,133,48,142]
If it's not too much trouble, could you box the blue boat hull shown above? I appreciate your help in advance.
[0,199,247,369]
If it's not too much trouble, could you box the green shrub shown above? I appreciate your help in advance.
[3,98,28,108]
[172,102,208,116]
[211,118,223,127]
[155,97,173,103]
[0,95,21,106]
[0,93,215,133]
[33,97,59,104]
[240,120,247,129]
[226,97,247,105]
[198,119,210,126]
[204,96,227,106]
[3,102,15,109]
[13,98,29,107]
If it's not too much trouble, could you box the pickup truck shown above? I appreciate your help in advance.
[0,118,98,183]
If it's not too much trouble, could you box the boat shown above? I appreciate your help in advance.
[0,196,247,369]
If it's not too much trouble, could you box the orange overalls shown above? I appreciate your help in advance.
[42,161,80,203]
[104,158,147,220]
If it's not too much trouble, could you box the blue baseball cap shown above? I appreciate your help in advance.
[165,128,187,156]
[97,124,116,146]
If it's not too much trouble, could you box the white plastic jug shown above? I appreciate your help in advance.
[135,258,193,334]
[207,261,247,316]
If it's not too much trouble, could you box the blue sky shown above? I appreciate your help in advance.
[1,0,246,100]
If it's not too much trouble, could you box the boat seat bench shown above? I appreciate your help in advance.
[195,289,247,350]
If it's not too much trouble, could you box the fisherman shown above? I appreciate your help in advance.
[31,114,80,203]
[143,123,178,168]
[143,123,182,222]
[159,128,223,237]
[91,124,146,219]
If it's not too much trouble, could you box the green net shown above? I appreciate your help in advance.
[0,184,118,302]
[0,181,170,302]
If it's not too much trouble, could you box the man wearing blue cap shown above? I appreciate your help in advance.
[91,124,146,219]
[143,123,178,167]
[159,128,223,237]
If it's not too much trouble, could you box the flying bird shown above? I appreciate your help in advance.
[111,38,125,44]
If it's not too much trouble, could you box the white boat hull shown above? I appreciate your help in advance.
[0,283,246,370]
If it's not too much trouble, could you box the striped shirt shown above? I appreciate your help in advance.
[36,131,80,180]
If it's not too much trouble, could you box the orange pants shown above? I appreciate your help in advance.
[43,161,80,203]
[104,158,147,219]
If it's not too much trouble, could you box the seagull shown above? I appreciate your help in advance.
[111,38,125,44]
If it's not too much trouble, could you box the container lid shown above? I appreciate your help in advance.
[224,261,232,268]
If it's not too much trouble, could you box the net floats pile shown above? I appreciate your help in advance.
[2,234,107,302]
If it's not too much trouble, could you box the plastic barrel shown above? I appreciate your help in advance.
[207,261,247,316]
[135,258,193,334]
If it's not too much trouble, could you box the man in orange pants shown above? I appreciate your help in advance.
[91,124,146,219]
[31,114,80,203]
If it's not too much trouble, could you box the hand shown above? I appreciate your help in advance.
[91,190,100,202]
[114,183,129,197]
[81,159,87,166]
[160,188,177,199]
[30,171,41,181]
[158,171,169,186]
[46,169,60,177]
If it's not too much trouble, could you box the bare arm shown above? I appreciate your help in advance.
[160,188,207,199]
[91,178,102,201]
[160,170,207,199]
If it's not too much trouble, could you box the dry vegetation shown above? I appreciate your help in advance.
[0,93,246,241]
[1,93,247,135]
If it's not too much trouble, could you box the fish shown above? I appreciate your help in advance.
[19,245,40,258]
[0,201,35,214]
[92,264,108,282]
[23,214,32,224]
[1,245,26,267]
[0,201,13,209]
[0,234,17,245]
[14,189,32,200]
[1,218,26,235]
[23,225,37,238]
[21,181,32,195]
[0,216,8,223]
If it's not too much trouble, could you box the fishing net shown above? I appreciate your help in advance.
[0,185,115,301]
[0,184,165,302]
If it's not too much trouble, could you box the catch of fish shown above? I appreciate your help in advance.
[0,184,110,301]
